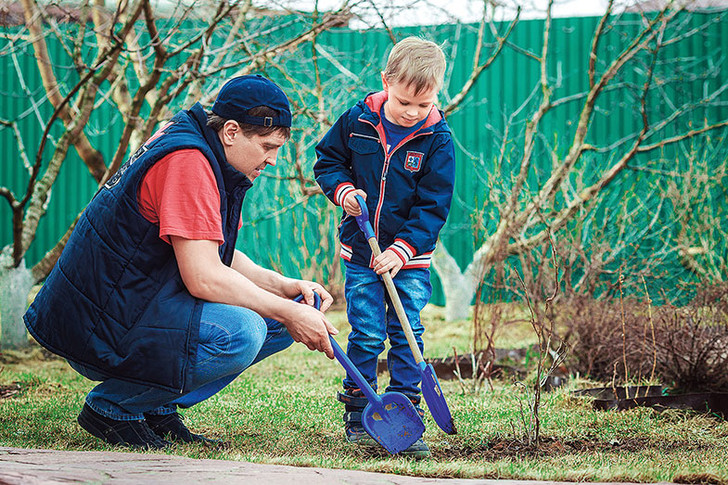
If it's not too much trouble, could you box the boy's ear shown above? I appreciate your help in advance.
[381,71,389,92]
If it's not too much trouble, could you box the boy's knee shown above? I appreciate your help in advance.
[348,330,386,355]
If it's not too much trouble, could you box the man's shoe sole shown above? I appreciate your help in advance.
[77,405,168,450]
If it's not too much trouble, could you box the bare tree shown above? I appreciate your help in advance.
[432,0,728,320]
[0,0,352,348]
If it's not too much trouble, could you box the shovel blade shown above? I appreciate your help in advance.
[420,362,457,435]
[361,391,425,455]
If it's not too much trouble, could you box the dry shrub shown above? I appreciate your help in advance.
[561,295,658,384]
[561,286,728,392]
[653,303,728,393]
[691,282,728,318]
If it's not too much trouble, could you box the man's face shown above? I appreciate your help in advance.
[381,73,438,128]
[219,121,286,181]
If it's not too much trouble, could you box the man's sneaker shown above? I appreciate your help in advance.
[400,438,431,459]
[144,412,224,446]
[77,404,169,450]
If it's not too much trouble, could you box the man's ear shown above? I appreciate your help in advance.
[220,120,239,146]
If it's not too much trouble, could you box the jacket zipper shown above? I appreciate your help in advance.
[350,132,381,143]
[359,117,432,246]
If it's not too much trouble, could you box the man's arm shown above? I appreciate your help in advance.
[171,237,337,358]
[230,249,333,311]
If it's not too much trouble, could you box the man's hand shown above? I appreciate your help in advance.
[342,189,367,216]
[373,248,404,278]
[284,279,334,312]
[283,301,338,359]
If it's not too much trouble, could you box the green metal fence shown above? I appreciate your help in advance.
[2,12,726,304]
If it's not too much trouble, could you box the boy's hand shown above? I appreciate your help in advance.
[342,189,367,216]
[373,249,404,278]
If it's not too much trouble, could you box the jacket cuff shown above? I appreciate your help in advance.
[334,182,356,207]
[387,238,417,265]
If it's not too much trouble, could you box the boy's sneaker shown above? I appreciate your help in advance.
[344,418,378,446]
[144,412,224,446]
[77,404,169,450]
[345,420,431,458]
[400,438,431,459]
[339,389,378,447]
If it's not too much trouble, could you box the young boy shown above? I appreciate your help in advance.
[314,37,456,458]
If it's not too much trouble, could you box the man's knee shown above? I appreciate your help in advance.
[199,304,267,366]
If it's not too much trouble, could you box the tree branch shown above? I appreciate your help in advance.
[637,120,728,153]
[444,5,519,116]
[20,0,106,181]
[588,0,614,89]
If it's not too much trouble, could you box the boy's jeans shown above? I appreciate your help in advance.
[343,261,432,397]
[68,302,294,421]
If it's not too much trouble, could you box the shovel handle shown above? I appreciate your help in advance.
[354,195,375,240]
[329,335,382,406]
[354,196,425,365]
[294,292,382,405]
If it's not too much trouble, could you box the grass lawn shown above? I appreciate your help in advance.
[1,304,727,483]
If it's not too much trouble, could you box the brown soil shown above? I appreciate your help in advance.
[431,436,714,460]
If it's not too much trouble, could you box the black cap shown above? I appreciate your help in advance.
[212,75,291,128]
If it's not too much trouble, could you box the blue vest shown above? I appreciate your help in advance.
[24,103,252,393]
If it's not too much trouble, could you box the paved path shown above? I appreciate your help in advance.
[0,447,676,485]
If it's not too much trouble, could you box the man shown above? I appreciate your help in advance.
[24,75,337,449]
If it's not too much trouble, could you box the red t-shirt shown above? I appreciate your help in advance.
[137,149,239,245]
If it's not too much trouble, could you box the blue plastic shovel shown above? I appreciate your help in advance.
[329,336,425,454]
[294,293,425,454]
[353,195,457,435]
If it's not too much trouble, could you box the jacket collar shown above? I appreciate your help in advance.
[361,91,443,131]
[189,102,252,194]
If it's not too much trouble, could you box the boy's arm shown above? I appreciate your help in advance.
[386,136,456,266]
[314,109,358,207]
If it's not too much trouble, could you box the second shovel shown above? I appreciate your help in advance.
[353,195,456,435]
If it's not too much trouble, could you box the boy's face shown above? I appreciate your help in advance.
[219,121,286,181]
[381,73,439,128]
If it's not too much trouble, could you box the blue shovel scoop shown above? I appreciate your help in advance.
[330,336,425,454]
[294,293,425,454]
[353,195,457,435]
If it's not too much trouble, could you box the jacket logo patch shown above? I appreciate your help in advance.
[404,151,424,172]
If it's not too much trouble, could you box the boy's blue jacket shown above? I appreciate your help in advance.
[23,103,251,393]
[314,91,455,269]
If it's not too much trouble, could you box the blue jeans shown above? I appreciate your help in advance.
[68,302,294,421]
[343,261,432,397]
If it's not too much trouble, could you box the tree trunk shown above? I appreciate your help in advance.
[0,255,34,349]
[431,243,477,321]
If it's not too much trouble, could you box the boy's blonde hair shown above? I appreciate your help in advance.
[383,37,446,94]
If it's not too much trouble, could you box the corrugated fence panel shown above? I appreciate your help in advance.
[1,12,726,305]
